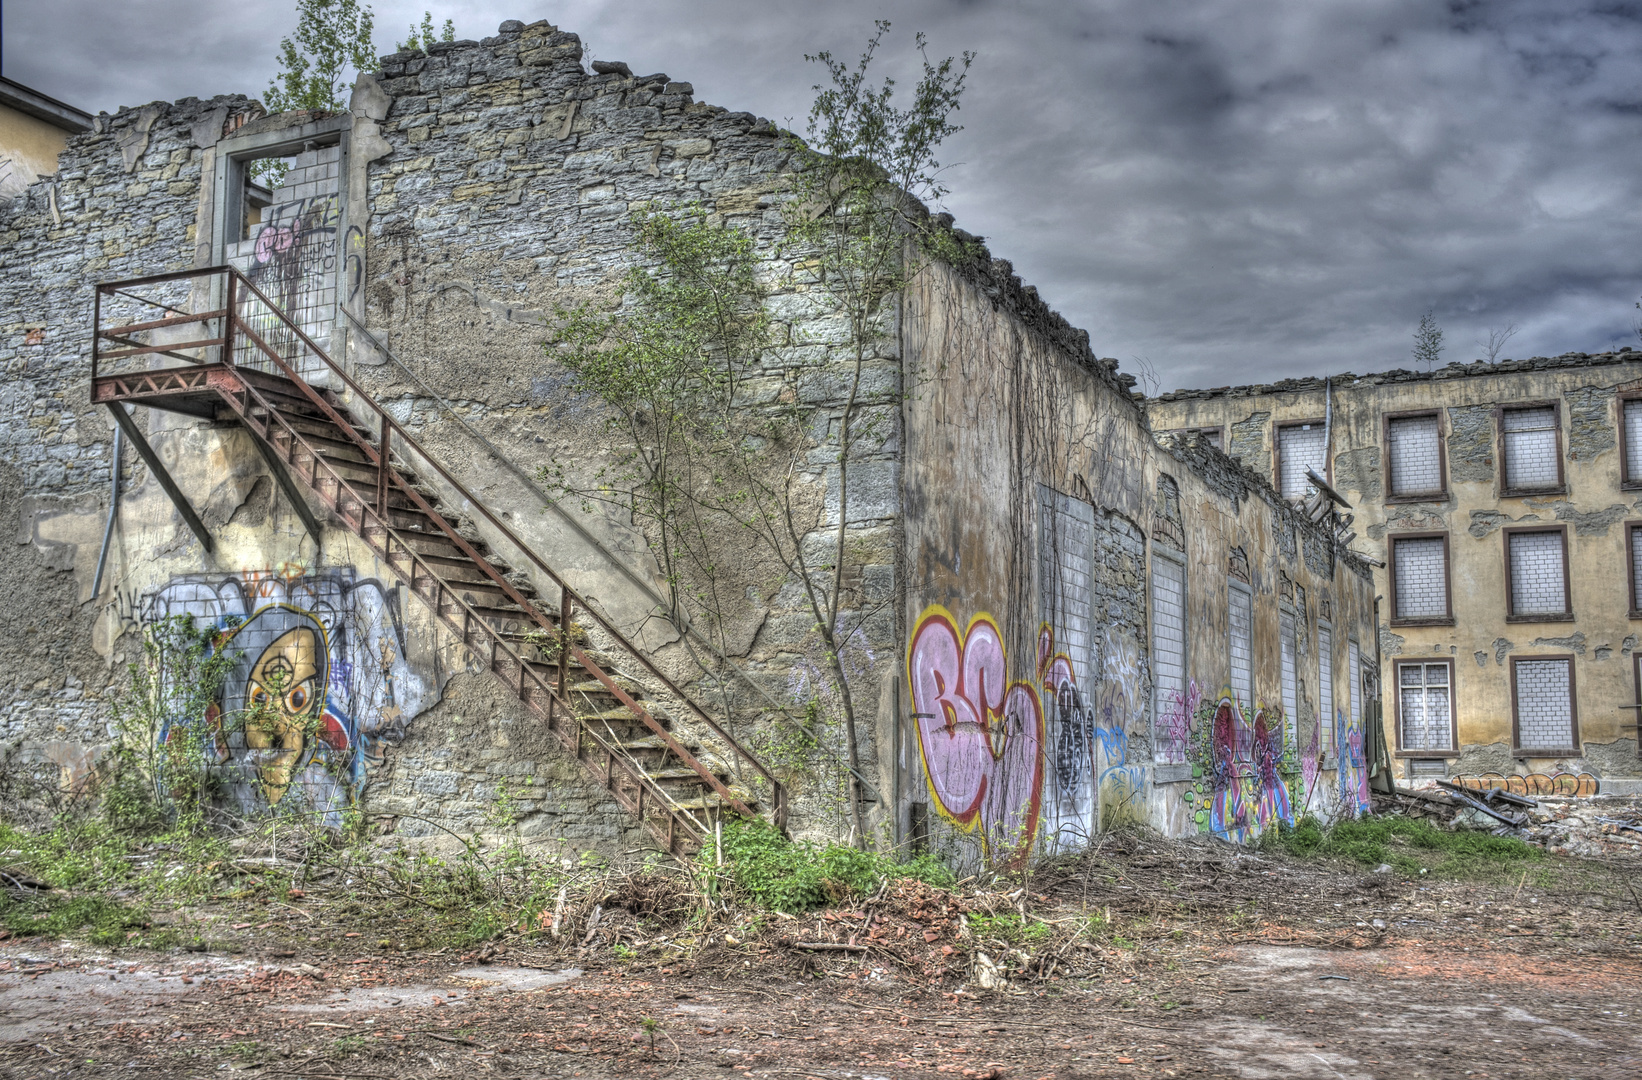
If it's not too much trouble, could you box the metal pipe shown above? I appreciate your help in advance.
[91,417,122,598]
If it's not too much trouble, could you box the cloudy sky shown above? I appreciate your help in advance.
[7,0,1642,390]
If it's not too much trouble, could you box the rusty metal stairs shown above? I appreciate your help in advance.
[89,265,787,856]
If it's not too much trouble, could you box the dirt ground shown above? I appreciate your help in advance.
[1,828,1638,1079]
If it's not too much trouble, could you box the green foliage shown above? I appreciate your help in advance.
[1413,310,1444,372]
[396,11,454,53]
[0,890,154,947]
[702,816,951,913]
[1265,815,1542,877]
[966,911,1052,945]
[263,0,378,115]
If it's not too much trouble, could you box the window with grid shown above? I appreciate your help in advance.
[1348,639,1362,735]
[1152,555,1187,761]
[1398,662,1453,752]
[1230,584,1253,706]
[1501,406,1560,491]
[1508,531,1568,617]
[1280,610,1298,749]
[1632,525,1642,614]
[1513,658,1575,751]
[1387,414,1443,496]
[1626,399,1642,484]
[1392,536,1448,620]
[1277,423,1327,499]
[1317,622,1334,752]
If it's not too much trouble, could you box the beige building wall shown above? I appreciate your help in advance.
[1147,352,1642,790]
[0,102,71,196]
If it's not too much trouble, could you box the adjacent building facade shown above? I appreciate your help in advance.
[1148,354,1642,791]
[0,77,92,199]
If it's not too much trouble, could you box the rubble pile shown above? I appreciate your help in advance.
[1380,785,1642,858]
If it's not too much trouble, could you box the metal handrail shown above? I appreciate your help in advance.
[90,265,785,832]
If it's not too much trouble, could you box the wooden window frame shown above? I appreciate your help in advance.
[1387,530,1455,627]
[1503,524,1573,623]
[1509,654,1581,757]
[1392,657,1458,757]
[1497,401,1566,497]
[1619,392,1642,490]
[1382,409,1448,502]
[1628,520,1642,619]
[1272,417,1330,498]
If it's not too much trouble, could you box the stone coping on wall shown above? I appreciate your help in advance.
[1150,349,1642,403]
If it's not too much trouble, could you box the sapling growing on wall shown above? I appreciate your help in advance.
[257,0,378,186]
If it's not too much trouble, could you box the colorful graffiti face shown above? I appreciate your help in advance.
[908,608,1043,864]
[148,570,427,821]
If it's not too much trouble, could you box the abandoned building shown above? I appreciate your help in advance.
[1149,354,1642,793]
[0,19,1382,868]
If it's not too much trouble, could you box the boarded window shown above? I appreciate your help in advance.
[1398,661,1453,752]
[1626,399,1642,483]
[1513,658,1576,751]
[1501,406,1560,491]
[1280,609,1298,748]
[1508,530,1568,616]
[1387,414,1443,496]
[1151,555,1187,762]
[1317,622,1334,752]
[1277,423,1327,499]
[1392,536,1448,620]
[1230,584,1254,706]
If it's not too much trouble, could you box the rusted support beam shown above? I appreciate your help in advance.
[104,403,215,555]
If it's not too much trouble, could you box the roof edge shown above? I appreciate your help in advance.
[0,76,93,133]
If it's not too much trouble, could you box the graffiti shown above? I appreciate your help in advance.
[1337,706,1370,817]
[1156,680,1199,766]
[229,193,340,361]
[1181,691,1294,843]
[1454,772,1600,797]
[1041,625,1094,833]
[908,606,1043,863]
[145,569,429,820]
[1093,628,1146,828]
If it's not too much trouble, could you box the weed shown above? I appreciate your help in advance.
[702,816,952,913]
[966,912,1052,945]
[1265,815,1542,877]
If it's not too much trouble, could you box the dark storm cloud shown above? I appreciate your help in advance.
[6,0,1641,388]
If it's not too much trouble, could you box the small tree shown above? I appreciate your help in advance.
[263,0,378,115]
[396,11,455,53]
[1478,323,1517,364]
[1413,310,1444,372]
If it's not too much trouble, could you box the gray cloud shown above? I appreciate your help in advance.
[6,0,1641,389]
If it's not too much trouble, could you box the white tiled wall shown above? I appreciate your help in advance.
[1509,531,1566,615]
[1230,584,1253,705]
[1280,609,1297,747]
[1277,423,1326,499]
[1392,536,1447,619]
[1502,406,1559,490]
[1152,556,1186,727]
[1514,658,1574,749]
[1387,414,1442,495]
[1317,623,1334,751]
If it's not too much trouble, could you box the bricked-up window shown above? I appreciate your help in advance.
[1229,583,1254,706]
[1630,523,1642,616]
[1624,398,1642,486]
[1280,609,1298,748]
[1501,405,1562,493]
[1386,413,1444,497]
[1390,534,1450,623]
[1512,657,1578,753]
[1506,528,1570,619]
[1398,661,1454,752]
[1276,422,1327,499]
[1317,622,1334,752]
[1151,553,1188,761]
[1172,427,1222,450]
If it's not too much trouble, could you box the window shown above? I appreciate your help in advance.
[1397,661,1454,753]
[1171,426,1222,451]
[1317,621,1334,753]
[1630,523,1642,617]
[1389,533,1451,624]
[1348,639,1361,738]
[1511,657,1578,754]
[1505,527,1570,620]
[1229,583,1253,706]
[1280,609,1298,749]
[1622,396,1642,487]
[1276,422,1327,500]
[1500,405,1562,494]
[1151,553,1187,762]
[1385,412,1445,498]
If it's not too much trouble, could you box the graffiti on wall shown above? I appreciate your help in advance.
[1092,628,1146,829]
[908,607,1044,864]
[1454,772,1599,797]
[1155,680,1198,767]
[1337,707,1370,817]
[1180,691,1295,843]
[229,193,340,362]
[145,568,429,820]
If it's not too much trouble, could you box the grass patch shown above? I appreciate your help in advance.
[705,817,952,913]
[1265,815,1542,877]
[0,890,160,946]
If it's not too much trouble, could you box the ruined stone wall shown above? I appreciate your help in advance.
[1148,353,1642,790]
[901,258,1377,870]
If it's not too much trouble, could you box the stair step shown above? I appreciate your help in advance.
[645,766,729,782]
[578,707,670,726]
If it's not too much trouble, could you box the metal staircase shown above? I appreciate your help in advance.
[90,265,787,856]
